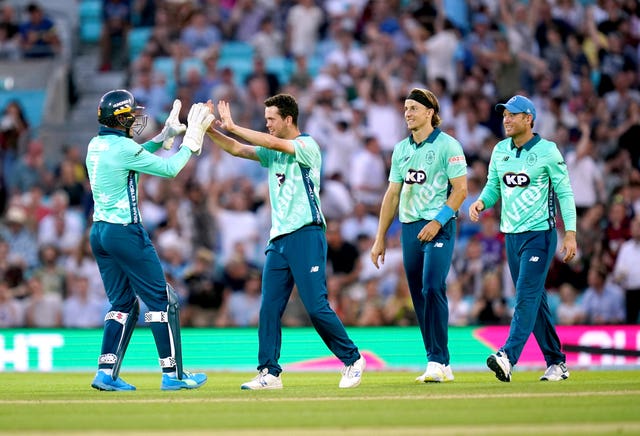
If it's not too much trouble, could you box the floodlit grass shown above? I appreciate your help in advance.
[1,370,639,435]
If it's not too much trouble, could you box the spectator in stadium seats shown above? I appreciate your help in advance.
[326,220,361,291]
[131,70,173,124]
[99,0,131,71]
[180,8,222,57]
[250,16,284,60]
[62,273,105,328]
[581,265,625,325]
[31,244,65,299]
[350,136,387,213]
[341,202,379,244]
[8,139,53,195]
[0,101,31,197]
[0,279,23,327]
[18,2,60,58]
[382,272,417,326]
[183,247,224,327]
[55,160,86,209]
[613,215,640,324]
[64,234,106,304]
[286,0,325,58]
[0,7,20,60]
[217,269,262,327]
[320,172,354,222]
[470,270,510,325]
[565,119,606,217]
[228,0,266,43]
[23,275,62,327]
[244,55,281,97]
[555,283,585,325]
[0,205,38,271]
[322,114,362,184]
[37,190,84,257]
[601,197,631,271]
[355,277,385,326]
[447,279,471,327]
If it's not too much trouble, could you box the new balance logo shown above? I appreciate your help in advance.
[434,242,444,248]
[529,256,540,262]
[310,266,319,273]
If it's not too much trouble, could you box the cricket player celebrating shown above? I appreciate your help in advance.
[206,95,365,390]
[371,88,468,383]
[469,95,577,382]
[86,89,213,391]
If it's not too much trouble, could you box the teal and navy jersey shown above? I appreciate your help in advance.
[479,134,577,234]
[256,134,325,241]
[86,127,192,224]
[389,128,467,223]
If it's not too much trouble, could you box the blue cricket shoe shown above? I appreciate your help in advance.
[161,371,208,391]
[91,371,136,391]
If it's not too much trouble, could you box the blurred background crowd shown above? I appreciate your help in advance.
[0,0,638,329]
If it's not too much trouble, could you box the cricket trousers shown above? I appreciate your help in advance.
[502,229,565,367]
[258,224,360,376]
[401,219,456,366]
[90,221,174,363]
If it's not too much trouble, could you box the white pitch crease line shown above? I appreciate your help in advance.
[0,390,639,404]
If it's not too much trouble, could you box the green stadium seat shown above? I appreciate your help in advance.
[219,41,254,60]
[0,89,46,130]
[128,27,153,61]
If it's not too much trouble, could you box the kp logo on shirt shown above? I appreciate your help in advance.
[405,169,427,184]
[503,172,530,187]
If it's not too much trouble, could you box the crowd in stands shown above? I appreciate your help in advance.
[0,0,639,329]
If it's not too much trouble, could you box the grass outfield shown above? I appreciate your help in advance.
[1,370,639,435]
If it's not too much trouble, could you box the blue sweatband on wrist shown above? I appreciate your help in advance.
[434,205,455,226]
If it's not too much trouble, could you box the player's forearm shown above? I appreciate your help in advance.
[375,189,400,240]
[228,124,274,149]
[207,128,242,155]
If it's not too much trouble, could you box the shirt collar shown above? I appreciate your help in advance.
[409,128,441,148]
[98,126,129,137]
[510,133,541,151]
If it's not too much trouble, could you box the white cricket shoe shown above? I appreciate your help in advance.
[487,351,512,382]
[240,368,283,390]
[339,356,365,388]
[540,362,570,381]
[415,362,454,383]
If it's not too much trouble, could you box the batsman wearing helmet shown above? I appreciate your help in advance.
[86,89,214,391]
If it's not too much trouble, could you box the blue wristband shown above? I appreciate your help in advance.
[434,205,455,226]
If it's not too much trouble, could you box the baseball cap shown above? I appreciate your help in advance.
[495,95,536,121]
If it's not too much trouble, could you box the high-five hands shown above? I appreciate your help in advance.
[216,100,236,132]
[181,103,215,155]
[152,99,187,150]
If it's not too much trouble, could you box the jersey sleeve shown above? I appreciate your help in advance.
[120,140,192,177]
[479,146,501,209]
[141,139,162,153]
[293,136,320,168]
[255,145,270,168]
[547,144,577,232]
[388,148,404,183]
[444,137,468,179]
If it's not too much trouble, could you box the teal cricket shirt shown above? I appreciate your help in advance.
[389,128,468,223]
[256,134,325,242]
[479,134,577,234]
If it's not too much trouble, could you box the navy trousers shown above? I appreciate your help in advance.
[401,219,456,366]
[258,225,360,376]
[502,229,565,367]
[90,221,173,363]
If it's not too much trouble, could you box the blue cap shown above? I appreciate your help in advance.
[495,95,536,121]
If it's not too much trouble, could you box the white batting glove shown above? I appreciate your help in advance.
[152,99,187,150]
[180,103,215,155]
